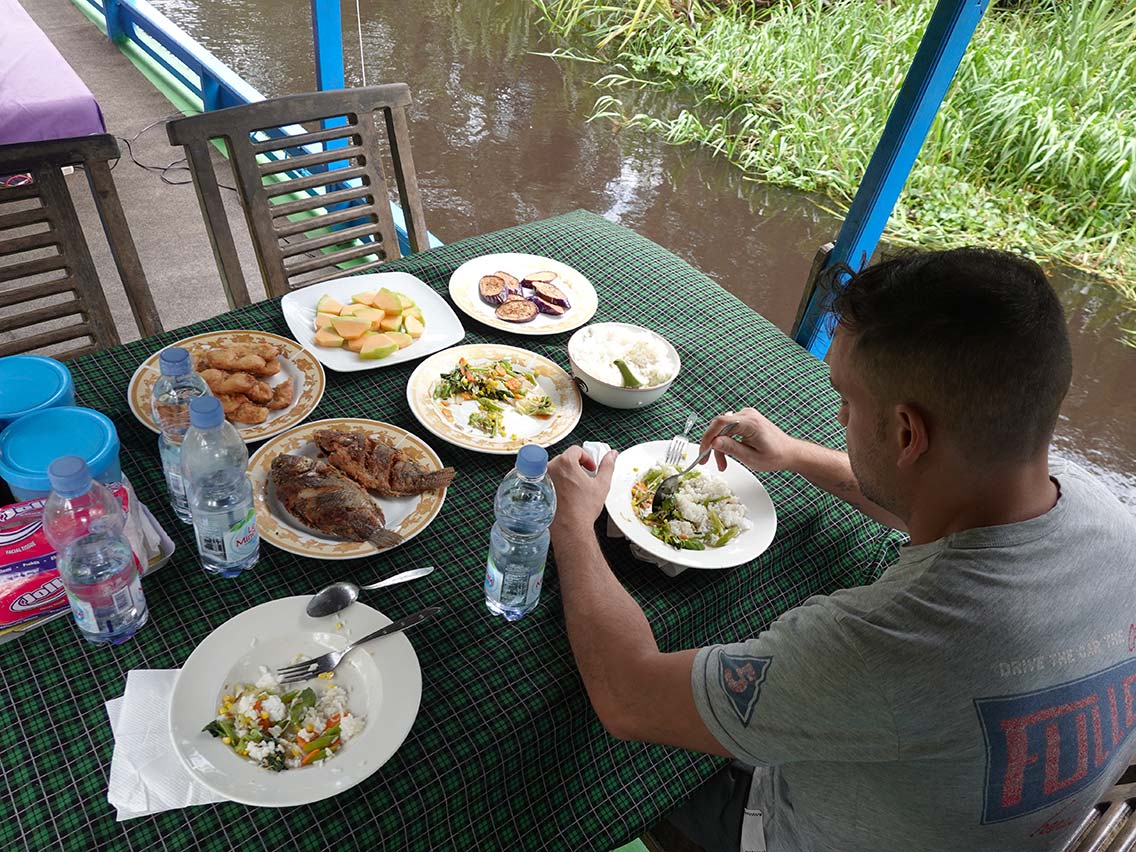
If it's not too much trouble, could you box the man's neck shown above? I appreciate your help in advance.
[904,455,1059,545]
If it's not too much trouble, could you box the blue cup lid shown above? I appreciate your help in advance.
[159,347,192,377]
[517,444,548,477]
[48,456,93,498]
[189,396,224,429]
[0,355,74,421]
[0,406,120,493]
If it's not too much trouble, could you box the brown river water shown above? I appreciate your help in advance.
[154,0,1136,507]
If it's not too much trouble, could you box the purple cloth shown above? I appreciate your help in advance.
[0,0,107,145]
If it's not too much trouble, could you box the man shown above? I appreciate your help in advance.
[546,248,1136,852]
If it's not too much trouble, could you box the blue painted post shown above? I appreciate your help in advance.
[201,76,223,112]
[310,0,345,93]
[104,0,126,43]
[792,0,990,359]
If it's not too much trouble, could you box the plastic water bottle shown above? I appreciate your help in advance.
[181,396,259,577]
[43,456,148,645]
[484,444,557,621]
[150,346,210,524]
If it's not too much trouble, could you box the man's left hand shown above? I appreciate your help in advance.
[548,446,617,537]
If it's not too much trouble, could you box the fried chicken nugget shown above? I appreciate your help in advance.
[267,378,293,410]
[215,393,269,424]
[198,368,274,404]
[199,347,267,374]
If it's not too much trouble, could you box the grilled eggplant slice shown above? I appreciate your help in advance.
[494,271,521,291]
[521,271,558,286]
[528,280,571,309]
[496,299,539,323]
[479,274,509,305]
[530,295,566,316]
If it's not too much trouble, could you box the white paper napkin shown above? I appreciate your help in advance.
[105,669,227,820]
[584,440,689,577]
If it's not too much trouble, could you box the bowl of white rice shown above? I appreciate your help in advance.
[567,322,680,408]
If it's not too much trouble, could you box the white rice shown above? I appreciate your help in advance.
[646,463,751,539]
[572,324,676,388]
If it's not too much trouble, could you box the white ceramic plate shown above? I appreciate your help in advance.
[247,419,449,560]
[606,440,778,569]
[127,329,326,445]
[280,271,466,372]
[406,344,582,455]
[447,252,598,336]
[169,596,422,808]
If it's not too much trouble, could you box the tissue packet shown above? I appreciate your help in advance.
[0,483,137,630]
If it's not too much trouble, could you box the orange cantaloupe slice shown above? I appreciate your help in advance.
[386,331,414,349]
[403,315,425,339]
[379,315,403,332]
[314,327,345,348]
[316,294,344,315]
[352,291,377,306]
[373,289,403,316]
[313,313,337,331]
[359,333,399,360]
[330,315,369,340]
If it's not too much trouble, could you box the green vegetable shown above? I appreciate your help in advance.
[289,688,317,728]
[263,749,286,772]
[613,359,643,388]
[301,725,342,753]
[203,719,236,740]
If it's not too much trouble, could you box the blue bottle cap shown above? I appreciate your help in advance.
[158,347,192,377]
[0,355,75,424]
[516,444,548,478]
[48,455,93,498]
[189,396,224,429]
[0,406,120,494]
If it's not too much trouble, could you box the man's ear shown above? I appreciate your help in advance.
[894,403,930,468]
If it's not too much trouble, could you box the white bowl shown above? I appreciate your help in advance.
[566,322,680,409]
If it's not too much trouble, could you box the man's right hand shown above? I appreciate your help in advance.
[698,407,803,473]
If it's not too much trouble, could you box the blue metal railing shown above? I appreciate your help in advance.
[86,0,440,254]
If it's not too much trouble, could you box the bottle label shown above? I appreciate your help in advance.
[67,571,142,634]
[484,555,543,608]
[69,596,99,633]
[195,507,258,565]
[166,469,189,513]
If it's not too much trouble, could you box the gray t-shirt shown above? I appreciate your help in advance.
[693,458,1136,852]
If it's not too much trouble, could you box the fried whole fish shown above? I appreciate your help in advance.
[270,454,402,549]
[313,429,456,498]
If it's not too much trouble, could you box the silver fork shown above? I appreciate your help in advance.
[276,605,441,684]
[664,413,698,466]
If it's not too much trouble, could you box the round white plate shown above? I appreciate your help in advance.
[247,419,449,560]
[127,329,326,445]
[605,440,777,569]
[406,344,582,455]
[280,271,466,373]
[169,596,422,808]
[447,252,598,336]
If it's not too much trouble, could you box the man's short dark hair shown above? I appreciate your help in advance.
[830,247,1072,463]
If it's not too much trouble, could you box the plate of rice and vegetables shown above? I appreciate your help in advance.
[170,596,422,807]
[406,343,583,454]
[606,440,777,569]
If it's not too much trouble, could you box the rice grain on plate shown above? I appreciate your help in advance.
[572,325,676,388]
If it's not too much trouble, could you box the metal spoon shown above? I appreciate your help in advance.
[651,422,739,513]
[306,566,435,618]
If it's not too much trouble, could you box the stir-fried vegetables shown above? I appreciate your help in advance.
[433,357,556,436]
[203,675,362,771]
[632,464,748,550]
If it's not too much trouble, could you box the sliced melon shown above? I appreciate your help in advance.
[352,291,377,306]
[349,306,385,329]
[395,293,415,311]
[379,314,403,332]
[373,288,403,317]
[347,334,369,353]
[386,331,414,349]
[359,332,399,360]
[404,315,425,339]
[313,313,337,331]
[402,305,424,323]
[316,294,344,315]
[330,315,369,340]
[314,327,345,348]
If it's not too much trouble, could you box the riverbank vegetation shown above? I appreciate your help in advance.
[533,0,1136,310]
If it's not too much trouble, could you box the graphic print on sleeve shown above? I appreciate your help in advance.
[976,657,1136,824]
[719,653,772,726]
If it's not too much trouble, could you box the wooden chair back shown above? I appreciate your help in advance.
[0,134,161,359]
[166,84,428,305]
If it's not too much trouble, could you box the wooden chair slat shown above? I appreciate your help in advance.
[251,124,363,154]
[273,202,377,238]
[292,257,386,288]
[0,228,59,257]
[0,298,82,333]
[285,242,381,277]
[0,205,51,231]
[277,221,380,258]
[0,277,75,308]
[0,255,68,285]
[269,183,374,218]
[258,144,366,176]
[0,322,92,358]
[261,165,370,198]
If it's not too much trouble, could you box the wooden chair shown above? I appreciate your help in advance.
[166,84,429,306]
[0,134,161,359]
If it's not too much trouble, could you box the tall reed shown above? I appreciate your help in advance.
[534,0,1136,314]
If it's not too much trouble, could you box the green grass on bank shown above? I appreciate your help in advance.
[533,0,1136,311]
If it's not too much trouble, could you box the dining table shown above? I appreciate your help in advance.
[0,0,107,146]
[0,210,904,851]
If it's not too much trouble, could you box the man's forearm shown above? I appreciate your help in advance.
[552,528,659,725]
[789,440,907,531]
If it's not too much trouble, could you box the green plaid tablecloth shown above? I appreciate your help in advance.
[0,210,903,851]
